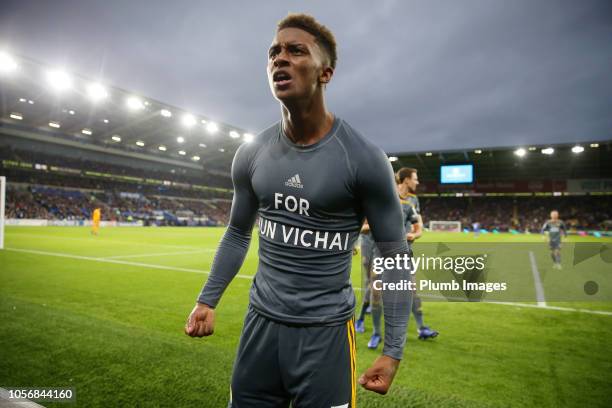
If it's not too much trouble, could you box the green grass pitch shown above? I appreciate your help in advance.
[1,226,611,407]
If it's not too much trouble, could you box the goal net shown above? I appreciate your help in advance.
[429,220,461,232]
[0,176,5,249]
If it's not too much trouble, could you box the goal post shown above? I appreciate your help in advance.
[429,220,461,232]
[0,176,5,249]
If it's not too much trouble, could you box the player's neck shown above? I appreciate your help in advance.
[280,96,334,146]
[398,185,413,197]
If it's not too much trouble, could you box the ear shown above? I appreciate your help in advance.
[319,66,334,85]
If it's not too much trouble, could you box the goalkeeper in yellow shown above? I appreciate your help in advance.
[91,208,101,235]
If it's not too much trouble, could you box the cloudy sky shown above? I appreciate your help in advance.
[1,0,611,153]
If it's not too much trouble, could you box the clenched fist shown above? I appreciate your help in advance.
[185,302,216,337]
[358,355,400,395]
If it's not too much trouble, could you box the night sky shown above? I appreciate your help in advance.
[1,0,611,153]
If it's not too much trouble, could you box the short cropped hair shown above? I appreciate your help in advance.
[397,167,417,184]
[277,13,337,69]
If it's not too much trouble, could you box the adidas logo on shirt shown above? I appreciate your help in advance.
[285,174,304,189]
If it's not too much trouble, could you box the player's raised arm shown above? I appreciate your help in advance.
[185,144,259,338]
[356,148,413,394]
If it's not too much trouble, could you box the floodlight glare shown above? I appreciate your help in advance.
[68,110,75,115]
[111,135,121,142]
[49,121,61,128]
[0,52,18,73]
[571,145,584,154]
[126,96,145,110]
[182,114,196,127]
[528,146,536,151]
[541,147,554,155]
[160,109,172,118]
[103,119,109,124]
[46,69,72,91]
[229,130,240,139]
[219,148,225,152]
[19,98,26,102]
[177,136,185,144]
[81,128,92,135]
[243,133,254,143]
[199,143,207,148]
[206,122,218,134]
[514,148,527,157]
[136,141,145,147]
[192,155,200,161]
[10,113,23,120]
[178,150,186,156]
[474,149,482,154]
[590,143,599,148]
[388,156,398,162]
[87,83,108,101]
[425,152,433,157]
[158,145,167,151]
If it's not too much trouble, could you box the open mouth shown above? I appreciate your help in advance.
[273,71,292,87]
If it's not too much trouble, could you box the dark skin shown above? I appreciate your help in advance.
[186,26,400,396]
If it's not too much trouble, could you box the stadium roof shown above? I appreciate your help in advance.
[390,141,612,182]
[0,53,251,172]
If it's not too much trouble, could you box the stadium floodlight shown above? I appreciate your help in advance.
[177,136,185,144]
[514,148,527,157]
[571,145,584,154]
[474,149,482,154]
[28,100,34,104]
[541,147,554,155]
[81,128,92,135]
[126,96,145,111]
[192,155,200,161]
[182,113,196,127]
[243,133,254,143]
[68,110,76,115]
[229,130,240,139]
[111,135,121,142]
[103,119,109,123]
[0,51,18,74]
[425,152,433,156]
[528,146,536,151]
[49,121,61,128]
[135,141,145,147]
[199,143,207,148]
[178,150,186,156]
[219,148,225,152]
[158,145,167,151]
[9,113,23,120]
[19,98,26,102]
[206,122,218,134]
[87,83,108,102]
[200,119,207,124]
[388,156,398,162]
[590,143,599,148]
[160,109,172,118]
[46,69,72,91]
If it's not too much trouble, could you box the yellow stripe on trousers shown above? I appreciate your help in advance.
[347,319,357,407]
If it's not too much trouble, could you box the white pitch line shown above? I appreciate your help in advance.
[7,232,204,250]
[102,249,212,260]
[5,247,612,317]
[4,247,252,280]
[529,250,547,307]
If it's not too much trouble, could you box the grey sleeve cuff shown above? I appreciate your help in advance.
[197,225,252,308]
[379,242,413,361]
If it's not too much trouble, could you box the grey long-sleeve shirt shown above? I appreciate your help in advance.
[198,116,412,360]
